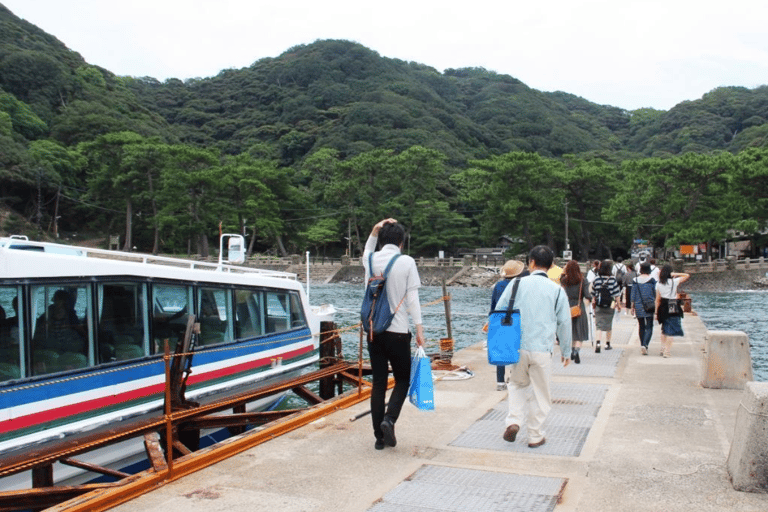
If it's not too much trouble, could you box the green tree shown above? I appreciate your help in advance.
[454,152,565,251]
[216,153,284,256]
[0,92,48,139]
[80,131,147,250]
[28,139,84,234]
[606,153,746,258]
[299,216,340,256]
[156,145,220,256]
[558,157,622,259]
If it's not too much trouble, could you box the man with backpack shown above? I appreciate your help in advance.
[363,218,425,451]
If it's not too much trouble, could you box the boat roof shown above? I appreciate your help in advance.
[0,236,301,290]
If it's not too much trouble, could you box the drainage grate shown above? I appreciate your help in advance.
[367,465,566,512]
[450,382,609,457]
[553,347,623,378]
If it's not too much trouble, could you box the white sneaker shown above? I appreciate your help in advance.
[641,346,647,355]
[496,383,506,391]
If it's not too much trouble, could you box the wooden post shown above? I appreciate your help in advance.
[442,281,452,340]
[32,464,53,488]
[319,321,342,399]
[358,326,364,396]
[438,281,454,367]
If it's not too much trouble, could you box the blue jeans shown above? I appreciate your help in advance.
[496,365,506,383]
[637,316,653,348]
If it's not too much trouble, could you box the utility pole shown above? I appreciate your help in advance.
[564,198,569,251]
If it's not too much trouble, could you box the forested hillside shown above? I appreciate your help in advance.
[1,3,767,260]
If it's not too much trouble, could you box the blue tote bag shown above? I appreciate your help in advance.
[408,346,434,410]
[487,278,521,365]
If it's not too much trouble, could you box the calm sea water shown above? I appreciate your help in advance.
[309,284,768,383]
[309,283,489,356]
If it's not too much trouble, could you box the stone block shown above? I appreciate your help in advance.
[702,331,753,389]
[727,382,768,493]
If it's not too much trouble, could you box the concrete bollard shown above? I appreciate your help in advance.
[701,331,753,389]
[727,382,768,493]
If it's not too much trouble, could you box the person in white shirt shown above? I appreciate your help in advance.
[649,258,661,282]
[586,260,600,283]
[363,218,425,450]
[655,265,690,357]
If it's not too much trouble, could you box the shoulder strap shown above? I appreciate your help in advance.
[636,279,647,301]
[383,254,400,277]
[505,278,521,315]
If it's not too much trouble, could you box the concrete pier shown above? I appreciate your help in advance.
[110,313,768,511]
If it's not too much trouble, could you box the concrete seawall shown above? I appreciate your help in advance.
[324,265,767,291]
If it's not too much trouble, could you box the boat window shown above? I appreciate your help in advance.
[0,285,23,381]
[265,291,290,334]
[30,285,91,376]
[152,284,192,353]
[98,283,149,362]
[289,292,308,329]
[234,289,263,339]
[197,287,233,346]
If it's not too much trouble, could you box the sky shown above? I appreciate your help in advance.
[4,0,767,111]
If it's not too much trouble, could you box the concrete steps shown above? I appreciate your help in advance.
[287,264,343,284]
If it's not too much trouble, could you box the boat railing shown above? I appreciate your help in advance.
[1,238,298,280]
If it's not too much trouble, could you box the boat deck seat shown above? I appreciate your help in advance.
[115,343,145,361]
[57,352,87,371]
[33,349,59,375]
[0,363,21,381]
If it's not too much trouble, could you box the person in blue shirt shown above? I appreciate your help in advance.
[495,245,572,448]
[489,260,528,390]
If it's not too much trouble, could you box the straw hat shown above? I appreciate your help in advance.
[501,260,525,278]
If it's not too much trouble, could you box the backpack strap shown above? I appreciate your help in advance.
[368,252,374,277]
[383,254,400,277]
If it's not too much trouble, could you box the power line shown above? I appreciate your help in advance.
[571,217,664,227]
[59,192,123,213]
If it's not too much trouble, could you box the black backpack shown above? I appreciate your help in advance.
[361,253,400,341]
[595,279,613,308]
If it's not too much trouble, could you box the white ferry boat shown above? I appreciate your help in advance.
[0,235,333,489]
